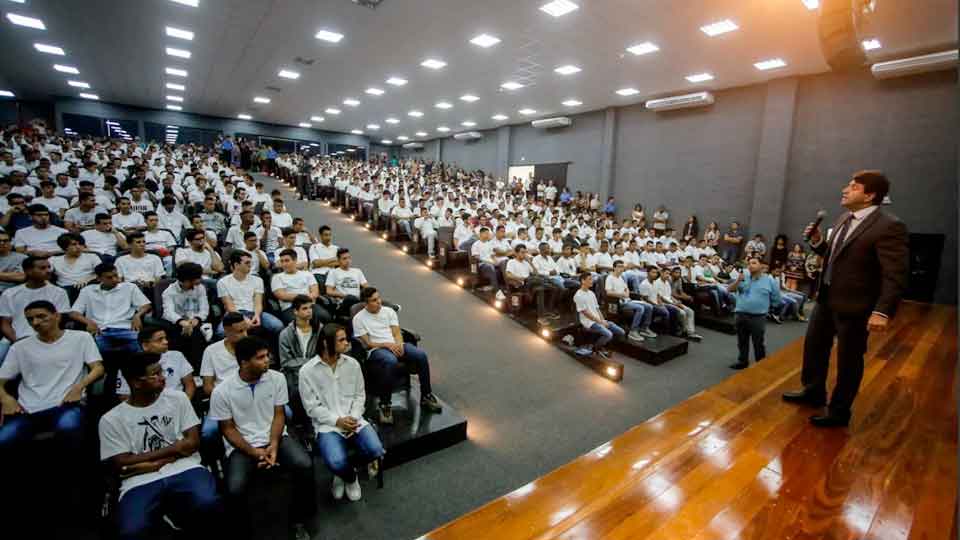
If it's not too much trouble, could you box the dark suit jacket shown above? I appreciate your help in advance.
[812,207,909,317]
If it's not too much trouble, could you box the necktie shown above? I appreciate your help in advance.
[824,214,853,285]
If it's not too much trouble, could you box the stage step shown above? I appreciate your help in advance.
[696,310,737,334]
[371,382,468,469]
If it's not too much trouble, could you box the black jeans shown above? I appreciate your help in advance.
[521,275,561,318]
[225,436,315,525]
[735,313,767,363]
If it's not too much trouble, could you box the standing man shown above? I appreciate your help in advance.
[727,257,781,370]
[783,171,908,427]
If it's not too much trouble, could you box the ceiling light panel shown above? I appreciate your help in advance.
[470,33,501,48]
[754,58,787,70]
[491,114,508,121]
[166,67,188,77]
[501,81,524,90]
[518,108,537,115]
[385,117,399,124]
[461,121,476,127]
[554,65,581,75]
[351,129,363,134]
[343,98,360,106]
[700,19,738,37]
[167,104,182,110]
[437,126,450,132]
[6,13,45,29]
[170,0,199,6]
[166,95,184,102]
[253,96,270,103]
[278,69,300,79]
[310,116,324,122]
[381,139,392,144]
[686,72,714,83]
[540,0,579,17]
[314,29,344,43]
[67,80,90,88]
[435,101,453,109]
[166,82,185,91]
[0,90,15,98]
[165,47,191,59]
[299,122,312,128]
[325,108,341,115]
[562,99,582,106]
[34,43,65,55]
[79,93,99,100]
[416,131,428,136]
[421,58,447,69]
[801,0,819,9]
[460,94,479,102]
[365,87,384,96]
[53,64,79,74]
[165,26,194,40]
[366,123,380,130]
[397,136,409,141]
[237,114,252,120]
[408,110,424,117]
[862,38,881,50]
[616,87,639,96]
[626,42,659,55]
[386,77,407,86]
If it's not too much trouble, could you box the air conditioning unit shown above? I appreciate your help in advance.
[402,142,424,149]
[453,131,483,141]
[645,91,715,112]
[531,117,572,129]
[871,49,958,80]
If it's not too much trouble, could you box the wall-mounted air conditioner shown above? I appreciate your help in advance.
[530,117,572,129]
[402,142,424,149]
[453,131,483,140]
[871,49,958,80]
[645,91,715,112]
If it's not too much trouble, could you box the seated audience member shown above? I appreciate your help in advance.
[240,231,270,275]
[272,249,331,324]
[744,234,767,260]
[270,198,293,229]
[0,230,26,293]
[116,326,195,401]
[604,260,656,341]
[290,217,315,245]
[532,243,579,293]
[470,227,500,292]
[161,262,211,365]
[637,267,680,334]
[274,228,309,270]
[0,194,33,233]
[217,250,282,337]
[176,228,224,278]
[504,244,561,322]
[70,262,151,355]
[255,210,282,259]
[770,266,807,321]
[35,181,69,219]
[695,255,734,313]
[13,204,67,257]
[50,233,100,294]
[278,295,320,426]
[188,215,219,250]
[64,192,101,232]
[199,312,248,456]
[157,196,191,239]
[224,209,257,247]
[0,256,71,365]
[391,197,415,238]
[575,272,625,359]
[115,232,167,288]
[299,323,385,502]
[414,208,438,257]
[99,352,220,540]
[0,300,103,464]
[111,197,146,233]
[308,225,338,284]
[198,195,228,235]
[209,336,314,540]
[657,268,703,341]
[353,286,441,424]
[325,247,369,317]
[82,213,128,260]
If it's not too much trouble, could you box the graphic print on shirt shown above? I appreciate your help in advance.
[138,414,175,452]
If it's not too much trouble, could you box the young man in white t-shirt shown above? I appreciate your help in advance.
[216,250,282,337]
[273,228,308,271]
[116,326,195,400]
[0,256,71,366]
[352,287,440,425]
[13,204,67,257]
[307,225,338,283]
[574,273,625,359]
[272,249,331,325]
[413,208,438,257]
[325,248,368,318]
[605,260,656,342]
[469,227,500,292]
[198,312,248,459]
[99,352,220,539]
[209,336,314,539]
[505,244,561,322]
[115,232,166,288]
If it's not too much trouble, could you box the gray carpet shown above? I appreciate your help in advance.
[255,176,809,540]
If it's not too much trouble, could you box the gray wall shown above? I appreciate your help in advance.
[439,130,499,173]
[509,110,606,193]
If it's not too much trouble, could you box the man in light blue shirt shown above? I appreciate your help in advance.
[728,257,781,370]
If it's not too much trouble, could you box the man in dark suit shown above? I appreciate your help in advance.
[782,170,909,427]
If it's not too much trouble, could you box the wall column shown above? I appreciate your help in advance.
[748,77,798,238]
[495,125,511,180]
[599,107,617,202]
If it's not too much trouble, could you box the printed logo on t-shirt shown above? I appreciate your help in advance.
[138,415,175,452]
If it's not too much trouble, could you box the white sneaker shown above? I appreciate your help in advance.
[345,478,362,501]
[642,328,658,339]
[628,330,645,342]
[200,322,213,341]
[331,476,345,500]
[495,290,506,301]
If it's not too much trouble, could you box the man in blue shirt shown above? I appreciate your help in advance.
[728,257,781,370]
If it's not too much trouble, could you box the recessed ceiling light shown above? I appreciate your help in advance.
[366,123,380,130]
[310,116,324,122]
[79,93,99,100]
[421,58,447,69]
[437,126,450,132]
[626,42,659,56]
[165,67,188,77]
[299,122,312,128]
[461,121,476,127]
[170,0,199,6]
[540,0,579,17]
[397,135,409,141]
[67,80,90,89]
[500,81,524,90]
[554,65,581,75]
[491,114,508,121]
[408,110,424,117]
[34,43,64,55]
[314,29,344,43]
[700,19,738,37]
[381,139,392,144]
[365,87,384,96]
[416,131,428,137]
[686,72,714,83]
[165,47,191,59]
[278,69,300,79]
[518,108,537,115]
[562,99,582,106]
[616,87,640,96]
[801,0,819,9]
[386,77,407,86]
[165,26,194,40]
[166,95,184,102]
[435,101,453,109]
[253,96,270,104]
[460,94,479,102]
[53,64,79,74]
[237,114,252,120]
[754,58,787,71]
[861,38,881,50]
[166,82,185,91]
[470,33,501,48]
[6,13,45,29]
[0,90,14,98]
[343,98,360,106]
[385,117,400,124]
[325,108,341,115]
[351,129,363,135]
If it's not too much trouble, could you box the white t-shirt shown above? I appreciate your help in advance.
[273,246,307,266]
[112,212,145,230]
[35,196,69,215]
[557,256,578,276]
[82,229,120,256]
[0,282,71,339]
[0,329,102,413]
[637,279,659,303]
[99,389,203,499]
[532,255,558,275]
[200,339,238,384]
[216,273,263,313]
[325,267,367,298]
[71,282,149,329]
[471,239,495,264]
[270,270,315,310]
[209,370,288,456]
[115,253,165,283]
[506,258,533,280]
[13,225,67,252]
[307,243,338,275]
[116,351,192,396]
[574,289,602,330]
[51,253,100,286]
[175,248,213,272]
[352,306,399,345]
[604,274,630,300]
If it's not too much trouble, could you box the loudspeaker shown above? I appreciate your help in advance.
[818,0,868,70]
[904,233,944,303]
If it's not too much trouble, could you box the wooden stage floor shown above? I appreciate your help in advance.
[424,302,958,540]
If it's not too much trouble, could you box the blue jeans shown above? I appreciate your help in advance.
[0,403,86,455]
[478,262,499,289]
[368,343,433,401]
[623,270,646,293]
[116,467,221,540]
[215,310,283,338]
[588,322,625,350]
[315,426,385,482]
[621,300,653,332]
[95,327,142,354]
[396,219,412,238]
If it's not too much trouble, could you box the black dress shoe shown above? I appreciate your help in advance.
[728,361,749,370]
[809,412,850,428]
[781,390,827,407]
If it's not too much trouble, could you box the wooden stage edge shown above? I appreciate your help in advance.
[423,302,958,540]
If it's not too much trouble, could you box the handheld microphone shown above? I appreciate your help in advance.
[805,209,827,240]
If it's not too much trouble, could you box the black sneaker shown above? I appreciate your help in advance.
[420,393,443,413]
